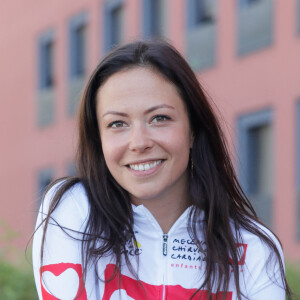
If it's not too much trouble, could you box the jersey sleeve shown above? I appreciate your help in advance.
[240,225,286,300]
[32,182,99,300]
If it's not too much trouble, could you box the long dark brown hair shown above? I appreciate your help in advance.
[39,40,292,299]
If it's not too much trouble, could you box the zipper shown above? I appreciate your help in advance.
[135,205,191,299]
[162,234,168,256]
[162,234,168,299]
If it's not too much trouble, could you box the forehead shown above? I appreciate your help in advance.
[96,67,185,112]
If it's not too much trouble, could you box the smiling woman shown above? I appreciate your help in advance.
[32,40,292,300]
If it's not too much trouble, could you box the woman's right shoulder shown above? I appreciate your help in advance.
[37,179,90,231]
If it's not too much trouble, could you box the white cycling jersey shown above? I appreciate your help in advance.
[32,183,286,299]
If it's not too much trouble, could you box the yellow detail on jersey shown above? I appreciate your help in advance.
[134,241,141,248]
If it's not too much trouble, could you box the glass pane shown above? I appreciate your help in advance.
[195,0,213,24]
[247,124,272,195]
[111,6,122,46]
[150,0,162,36]
[75,25,86,76]
[38,170,53,199]
[44,41,54,88]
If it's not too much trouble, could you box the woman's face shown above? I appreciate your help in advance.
[97,67,193,204]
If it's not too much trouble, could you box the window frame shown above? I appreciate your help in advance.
[237,0,273,56]
[237,108,274,227]
[69,12,88,79]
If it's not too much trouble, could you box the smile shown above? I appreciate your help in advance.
[129,160,163,171]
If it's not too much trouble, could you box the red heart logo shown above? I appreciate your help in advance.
[40,263,87,300]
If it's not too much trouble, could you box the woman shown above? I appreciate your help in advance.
[33,40,291,299]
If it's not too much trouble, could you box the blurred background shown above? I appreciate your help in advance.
[0,0,300,298]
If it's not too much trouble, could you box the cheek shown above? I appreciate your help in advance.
[163,125,191,152]
[158,131,191,162]
[100,134,124,167]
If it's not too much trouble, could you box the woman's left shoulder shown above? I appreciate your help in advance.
[233,220,286,298]
[237,220,283,259]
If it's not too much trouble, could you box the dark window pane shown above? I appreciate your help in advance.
[247,126,260,194]
[74,25,86,76]
[247,124,271,195]
[67,162,77,176]
[150,0,161,36]
[38,169,53,200]
[44,41,54,88]
[195,0,213,24]
[111,6,122,46]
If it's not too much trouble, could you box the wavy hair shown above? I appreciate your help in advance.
[39,40,292,299]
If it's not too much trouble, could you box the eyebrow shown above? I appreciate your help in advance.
[102,104,175,118]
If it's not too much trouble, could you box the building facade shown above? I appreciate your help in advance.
[0,0,299,260]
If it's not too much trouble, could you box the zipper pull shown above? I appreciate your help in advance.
[163,234,168,256]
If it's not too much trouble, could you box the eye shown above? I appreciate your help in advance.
[108,120,127,128]
[151,115,171,123]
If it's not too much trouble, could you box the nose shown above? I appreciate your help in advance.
[128,123,154,152]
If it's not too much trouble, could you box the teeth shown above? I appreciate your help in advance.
[150,161,157,168]
[129,160,162,171]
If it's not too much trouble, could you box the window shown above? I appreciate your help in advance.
[67,162,77,176]
[37,30,55,127]
[104,0,124,52]
[188,0,214,28]
[142,0,166,38]
[37,168,54,206]
[194,0,214,24]
[39,30,55,90]
[237,0,273,56]
[42,41,54,88]
[69,13,87,78]
[75,26,86,75]
[238,109,273,227]
[186,0,217,71]
[68,12,88,115]
[246,125,272,195]
[111,6,122,45]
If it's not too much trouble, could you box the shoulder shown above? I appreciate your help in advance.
[37,180,90,232]
[237,220,283,263]
[32,181,97,299]
[235,220,285,296]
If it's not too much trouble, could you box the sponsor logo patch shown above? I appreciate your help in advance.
[228,243,248,266]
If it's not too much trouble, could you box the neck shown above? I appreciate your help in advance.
[131,175,191,233]
[145,196,191,233]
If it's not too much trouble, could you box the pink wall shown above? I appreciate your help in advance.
[0,0,299,260]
